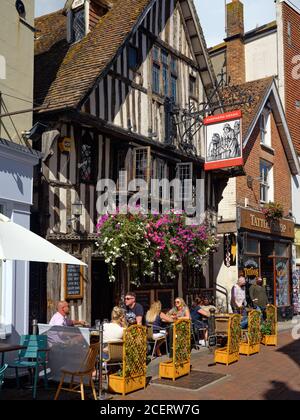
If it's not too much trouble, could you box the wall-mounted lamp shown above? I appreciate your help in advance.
[67,201,83,232]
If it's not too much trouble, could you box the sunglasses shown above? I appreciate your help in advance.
[175,301,181,304]
[125,297,134,300]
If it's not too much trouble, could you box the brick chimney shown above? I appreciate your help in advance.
[225,0,245,85]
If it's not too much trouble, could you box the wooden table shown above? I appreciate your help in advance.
[0,344,25,367]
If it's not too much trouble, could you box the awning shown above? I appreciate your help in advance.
[0,213,86,266]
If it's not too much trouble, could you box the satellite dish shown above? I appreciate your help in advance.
[15,0,26,17]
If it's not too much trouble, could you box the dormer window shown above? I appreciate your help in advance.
[66,0,87,44]
[72,7,85,42]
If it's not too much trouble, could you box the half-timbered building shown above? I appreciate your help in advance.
[33,0,224,324]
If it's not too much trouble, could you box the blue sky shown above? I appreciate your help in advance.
[35,0,300,47]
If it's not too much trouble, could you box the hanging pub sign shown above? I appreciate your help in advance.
[204,110,243,171]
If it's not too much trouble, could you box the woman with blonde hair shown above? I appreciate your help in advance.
[146,301,173,357]
[103,306,125,344]
[169,297,191,320]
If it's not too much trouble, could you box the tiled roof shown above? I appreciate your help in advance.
[221,77,274,139]
[34,0,152,112]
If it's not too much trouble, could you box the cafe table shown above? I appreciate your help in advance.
[0,343,26,367]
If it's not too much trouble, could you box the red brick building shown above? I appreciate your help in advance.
[211,0,300,319]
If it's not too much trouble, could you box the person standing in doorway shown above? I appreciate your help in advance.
[124,292,144,325]
[249,277,268,314]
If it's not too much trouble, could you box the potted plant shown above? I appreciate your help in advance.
[261,321,277,346]
[262,202,284,222]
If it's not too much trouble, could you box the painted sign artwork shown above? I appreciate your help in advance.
[276,259,289,307]
[204,110,243,171]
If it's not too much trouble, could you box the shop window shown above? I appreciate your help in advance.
[276,259,290,306]
[260,160,273,203]
[246,238,259,255]
[275,243,289,258]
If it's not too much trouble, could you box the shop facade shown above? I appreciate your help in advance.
[238,207,295,320]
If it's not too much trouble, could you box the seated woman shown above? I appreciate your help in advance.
[146,301,173,357]
[103,307,125,347]
[190,298,210,346]
[168,297,191,321]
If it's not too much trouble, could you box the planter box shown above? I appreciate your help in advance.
[261,335,277,346]
[159,360,191,381]
[108,374,146,396]
[239,342,260,356]
[214,348,239,366]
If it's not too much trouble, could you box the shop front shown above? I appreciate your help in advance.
[238,207,295,320]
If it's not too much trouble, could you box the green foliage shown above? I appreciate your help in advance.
[261,321,273,336]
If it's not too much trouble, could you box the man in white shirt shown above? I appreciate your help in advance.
[49,301,86,327]
[231,277,248,329]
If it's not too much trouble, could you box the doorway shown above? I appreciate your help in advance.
[91,259,115,325]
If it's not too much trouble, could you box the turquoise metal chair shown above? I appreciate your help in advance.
[8,335,48,399]
[0,364,8,394]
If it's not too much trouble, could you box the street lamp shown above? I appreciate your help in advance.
[68,201,83,232]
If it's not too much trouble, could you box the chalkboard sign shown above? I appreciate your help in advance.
[64,265,84,300]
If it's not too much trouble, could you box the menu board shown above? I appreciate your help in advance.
[64,265,84,300]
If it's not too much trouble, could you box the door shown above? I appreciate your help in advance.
[91,259,115,325]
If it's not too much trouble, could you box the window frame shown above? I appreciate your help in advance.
[189,75,197,98]
[128,45,139,71]
[79,130,97,184]
[176,162,193,202]
[133,147,152,184]
[71,6,86,43]
[260,109,271,147]
[260,160,273,203]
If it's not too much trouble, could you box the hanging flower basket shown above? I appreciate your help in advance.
[96,209,218,285]
[262,202,283,222]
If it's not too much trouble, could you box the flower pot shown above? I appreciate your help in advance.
[108,374,146,396]
[261,335,277,346]
[159,360,191,381]
[239,342,260,356]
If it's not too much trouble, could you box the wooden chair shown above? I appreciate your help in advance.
[147,325,167,359]
[103,342,123,381]
[261,304,278,346]
[108,325,147,396]
[159,319,191,381]
[8,335,48,399]
[214,314,241,366]
[54,342,99,400]
[239,310,261,356]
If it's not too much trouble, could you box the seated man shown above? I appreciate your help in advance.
[49,301,86,327]
[190,298,210,346]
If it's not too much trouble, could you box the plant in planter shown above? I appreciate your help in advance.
[261,305,278,346]
[262,202,284,222]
